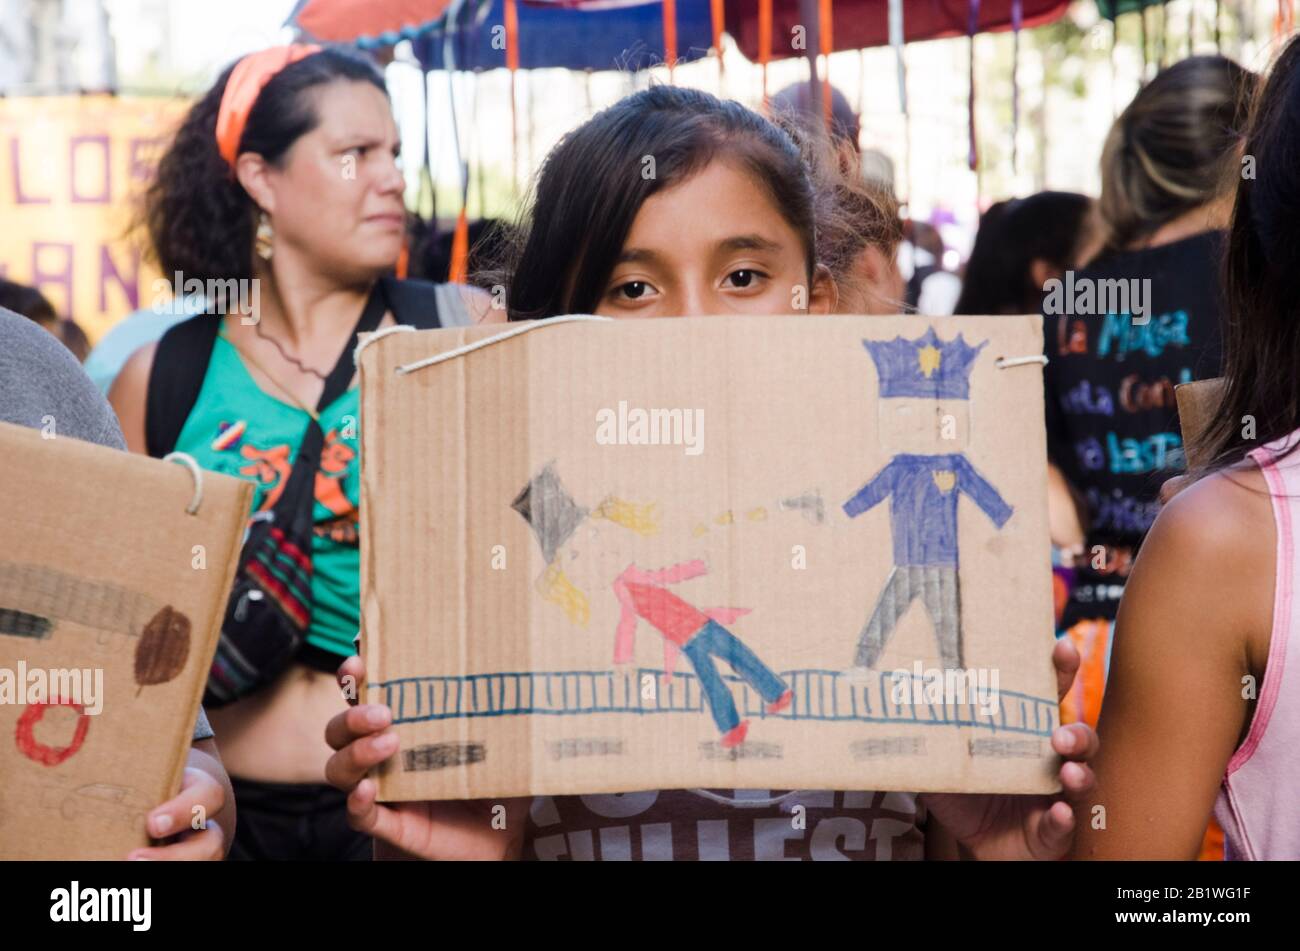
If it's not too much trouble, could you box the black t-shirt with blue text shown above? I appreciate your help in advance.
[1043,231,1224,628]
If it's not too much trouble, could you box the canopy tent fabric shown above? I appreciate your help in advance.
[411,0,715,71]
[724,0,1070,60]
[289,0,462,48]
[1094,0,1167,19]
[295,0,1072,72]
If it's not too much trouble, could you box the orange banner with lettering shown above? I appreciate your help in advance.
[0,96,189,343]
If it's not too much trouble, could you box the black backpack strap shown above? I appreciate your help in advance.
[145,315,221,459]
[379,276,447,330]
[317,281,389,411]
[146,281,433,459]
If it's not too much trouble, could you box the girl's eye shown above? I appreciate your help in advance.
[618,281,650,299]
[726,269,762,288]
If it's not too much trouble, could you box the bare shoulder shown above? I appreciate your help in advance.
[1150,464,1272,566]
[107,341,159,454]
[1131,462,1275,666]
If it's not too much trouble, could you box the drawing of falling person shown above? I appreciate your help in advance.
[611,560,793,748]
[514,463,792,748]
[844,327,1013,672]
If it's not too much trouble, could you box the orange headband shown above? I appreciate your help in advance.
[216,44,322,169]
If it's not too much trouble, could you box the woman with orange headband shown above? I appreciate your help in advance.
[109,44,495,860]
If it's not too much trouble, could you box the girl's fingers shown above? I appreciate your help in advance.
[128,822,225,862]
[1033,800,1075,858]
[324,704,392,751]
[146,767,224,840]
[324,729,399,791]
[337,655,366,706]
[1051,722,1099,763]
[1057,760,1097,801]
[344,779,407,847]
[1051,637,1082,701]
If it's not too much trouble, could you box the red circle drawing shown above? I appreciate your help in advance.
[15,700,90,766]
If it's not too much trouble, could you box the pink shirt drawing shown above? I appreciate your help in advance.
[611,560,750,677]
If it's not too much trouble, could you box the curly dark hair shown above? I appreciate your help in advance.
[143,47,386,290]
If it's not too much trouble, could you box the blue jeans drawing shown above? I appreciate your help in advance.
[681,620,788,734]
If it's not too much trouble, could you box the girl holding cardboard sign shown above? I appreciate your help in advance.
[325,87,1099,862]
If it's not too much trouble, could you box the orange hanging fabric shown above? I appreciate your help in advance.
[504,0,519,70]
[448,207,470,284]
[710,0,725,74]
[396,240,410,279]
[505,0,520,194]
[820,0,834,133]
[759,0,773,102]
[663,0,678,79]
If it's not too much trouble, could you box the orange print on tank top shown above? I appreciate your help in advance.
[315,429,359,544]
[239,442,293,511]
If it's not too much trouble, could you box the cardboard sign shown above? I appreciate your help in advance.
[1175,378,1226,470]
[359,316,1061,801]
[0,422,251,859]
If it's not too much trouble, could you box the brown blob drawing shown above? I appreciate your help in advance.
[134,606,191,687]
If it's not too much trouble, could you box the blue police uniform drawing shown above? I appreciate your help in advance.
[844,328,1013,669]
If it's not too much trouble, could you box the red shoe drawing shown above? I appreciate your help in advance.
[720,721,750,748]
[765,689,793,715]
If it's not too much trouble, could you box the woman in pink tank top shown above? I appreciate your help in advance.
[1073,36,1300,860]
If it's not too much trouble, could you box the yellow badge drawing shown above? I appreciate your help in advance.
[918,344,942,378]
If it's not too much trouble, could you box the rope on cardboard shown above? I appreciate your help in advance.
[357,315,1047,375]
[394,315,614,375]
[994,354,1048,369]
[352,323,417,367]
[163,451,204,515]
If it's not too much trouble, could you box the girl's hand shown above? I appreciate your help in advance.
[920,637,1099,860]
[127,754,229,860]
[324,655,530,860]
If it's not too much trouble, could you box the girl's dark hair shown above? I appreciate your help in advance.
[954,191,1093,315]
[1099,55,1256,252]
[144,47,387,288]
[500,85,820,320]
[1201,38,1300,474]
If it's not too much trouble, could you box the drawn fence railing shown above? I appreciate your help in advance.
[370,668,1058,738]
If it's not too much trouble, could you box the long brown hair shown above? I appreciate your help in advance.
[1098,55,1256,252]
[1201,38,1300,474]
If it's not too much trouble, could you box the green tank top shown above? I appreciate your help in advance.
[173,334,361,658]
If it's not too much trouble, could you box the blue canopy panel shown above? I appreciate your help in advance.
[411,0,715,72]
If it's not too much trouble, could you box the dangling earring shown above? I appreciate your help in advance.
[255,211,274,261]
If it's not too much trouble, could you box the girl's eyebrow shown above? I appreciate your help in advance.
[615,247,662,265]
[616,234,781,265]
[718,234,783,254]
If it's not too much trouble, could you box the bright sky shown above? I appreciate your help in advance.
[108,0,297,86]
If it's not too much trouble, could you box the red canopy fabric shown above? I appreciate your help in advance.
[291,0,456,44]
[725,0,1070,60]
